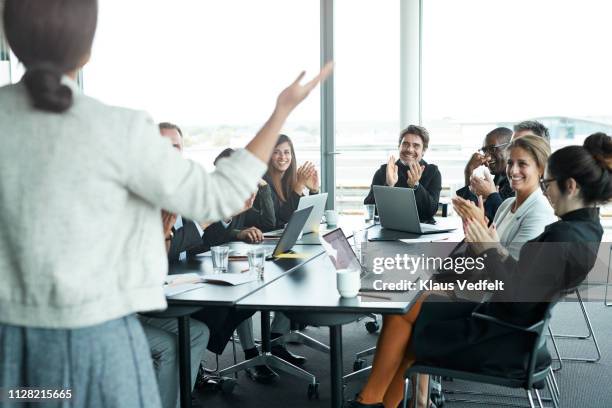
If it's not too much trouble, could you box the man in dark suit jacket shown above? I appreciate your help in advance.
[456,127,514,221]
[364,125,442,223]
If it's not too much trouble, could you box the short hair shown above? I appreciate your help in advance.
[507,134,551,177]
[398,125,430,150]
[548,132,612,205]
[158,122,183,138]
[214,148,235,166]
[485,127,513,145]
[514,120,550,141]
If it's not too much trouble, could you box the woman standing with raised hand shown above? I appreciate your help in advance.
[0,0,332,406]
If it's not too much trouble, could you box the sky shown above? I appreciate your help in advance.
[80,0,612,127]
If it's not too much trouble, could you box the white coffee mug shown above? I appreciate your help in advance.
[325,209,338,226]
[336,269,361,298]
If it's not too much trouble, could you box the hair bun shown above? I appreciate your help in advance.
[23,63,73,113]
[584,132,612,171]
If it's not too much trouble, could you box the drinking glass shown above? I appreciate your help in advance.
[247,247,267,280]
[211,246,229,273]
[352,229,368,264]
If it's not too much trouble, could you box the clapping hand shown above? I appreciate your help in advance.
[465,152,487,185]
[407,161,424,188]
[296,161,319,193]
[464,218,501,255]
[452,195,488,227]
[470,171,496,198]
[386,155,399,186]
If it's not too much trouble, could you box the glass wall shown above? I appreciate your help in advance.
[84,0,320,171]
[422,0,612,194]
[334,0,400,214]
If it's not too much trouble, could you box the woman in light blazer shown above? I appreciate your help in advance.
[455,135,556,259]
[0,1,332,407]
[490,135,557,259]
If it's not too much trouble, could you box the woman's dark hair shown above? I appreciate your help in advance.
[3,0,98,113]
[214,148,235,166]
[267,134,297,202]
[548,133,612,205]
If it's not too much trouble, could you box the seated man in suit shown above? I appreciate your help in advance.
[189,148,276,254]
[138,121,209,408]
[364,125,442,223]
[455,127,514,222]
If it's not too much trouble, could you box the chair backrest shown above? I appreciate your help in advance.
[525,301,556,388]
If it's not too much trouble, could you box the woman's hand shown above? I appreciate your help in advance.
[452,196,488,227]
[296,162,317,194]
[276,62,334,116]
[464,219,501,255]
[237,227,264,243]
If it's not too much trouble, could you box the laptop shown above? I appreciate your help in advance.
[321,228,420,292]
[264,193,328,238]
[372,185,455,238]
[230,206,313,260]
[296,192,328,234]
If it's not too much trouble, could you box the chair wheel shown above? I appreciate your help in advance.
[365,321,379,333]
[219,378,237,394]
[307,383,320,400]
[353,359,365,371]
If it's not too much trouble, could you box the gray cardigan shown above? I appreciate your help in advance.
[0,78,266,328]
[492,188,557,260]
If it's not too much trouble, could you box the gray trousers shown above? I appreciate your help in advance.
[234,312,290,353]
[139,316,209,408]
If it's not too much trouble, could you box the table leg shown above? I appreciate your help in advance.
[260,310,271,353]
[178,315,192,408]
[330,325,343,408]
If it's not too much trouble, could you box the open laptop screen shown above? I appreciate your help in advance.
[320,228,362,272]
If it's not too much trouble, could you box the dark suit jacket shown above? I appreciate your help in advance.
[412,207,602,378]
[364,159,442,223]
[168,217,203,263]
[186,185,276,255]
[263,173,304,229]
[456,174,514,222]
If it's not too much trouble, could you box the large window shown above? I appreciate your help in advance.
[334,0,400,214]
[84,0,320,170]
[422,0,612,194]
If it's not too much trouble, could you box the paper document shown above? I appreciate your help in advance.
[164,282,206,297]
[200,273,258,286]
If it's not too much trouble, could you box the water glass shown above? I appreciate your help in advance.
[211,246,229,273]
[364,204,376,221]
[247,247,267,280]
[352,229,368,264]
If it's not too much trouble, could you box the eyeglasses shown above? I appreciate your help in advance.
[479,142,509,155]
[540,177,556,190]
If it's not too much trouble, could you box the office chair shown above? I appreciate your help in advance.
[548,288,602,369]
[216,311,320,400]
[269,318,331,355]
[402,302,560,408]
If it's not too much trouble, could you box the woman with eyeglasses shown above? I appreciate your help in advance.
[454,135,557,260]
[349,133,611,408]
